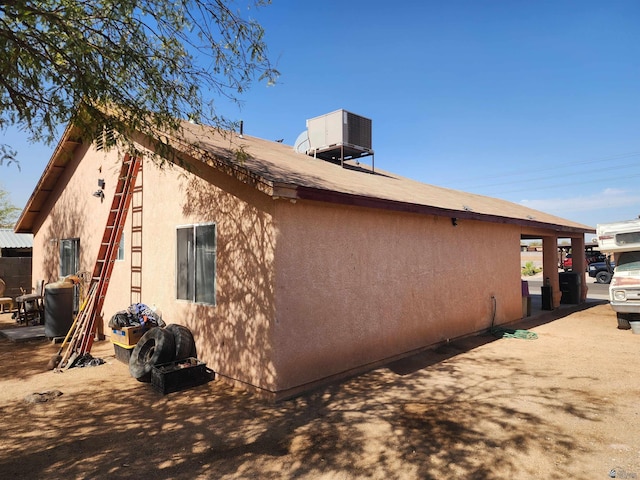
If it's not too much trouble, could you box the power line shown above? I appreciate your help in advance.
[470,172,640,197]
[440,151,640,190]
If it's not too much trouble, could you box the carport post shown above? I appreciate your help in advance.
[571,236,587,302]
[542,235,561,308]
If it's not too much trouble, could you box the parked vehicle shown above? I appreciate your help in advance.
[609,251,640,319]
[597,219,640,324]
[596,218,640,252]
[588,259,615,284]
[562,252,606,272]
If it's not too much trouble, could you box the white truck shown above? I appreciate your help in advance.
[596,218,640,325]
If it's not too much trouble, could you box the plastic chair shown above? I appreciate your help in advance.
[0,278,13,313]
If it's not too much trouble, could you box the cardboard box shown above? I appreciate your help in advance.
[110,325,145,346]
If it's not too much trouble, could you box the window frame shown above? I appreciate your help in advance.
[176,223,217,305]
[59,238,80,277]
[116,231,125,261]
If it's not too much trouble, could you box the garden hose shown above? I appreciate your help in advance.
[489,296,538,340]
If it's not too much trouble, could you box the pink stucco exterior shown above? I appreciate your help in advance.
[272,201,522,395]
[20,123,593,399]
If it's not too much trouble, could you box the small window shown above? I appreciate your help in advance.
[60,238,80,277]
[176,224,216,305]
[117,232,125,261]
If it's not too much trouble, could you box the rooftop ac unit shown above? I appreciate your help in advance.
[306,109,373,160]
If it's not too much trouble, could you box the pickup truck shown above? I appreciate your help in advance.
[609,250,640,321]
[562,252,606,272]
[588,260,615,284]
[597,219,640,326]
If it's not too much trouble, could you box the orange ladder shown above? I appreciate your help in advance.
[59,154,141,368]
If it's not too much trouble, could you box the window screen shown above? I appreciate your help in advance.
[177,224,216,305]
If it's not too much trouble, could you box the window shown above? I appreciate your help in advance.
[60,238,80,312]
[117,232,125,261]
[59,238,80,277]
[176,224,216,305]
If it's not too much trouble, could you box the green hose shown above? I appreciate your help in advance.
[489,296,538,340]
[492,328,538,340]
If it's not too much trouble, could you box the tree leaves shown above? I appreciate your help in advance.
[0,0,278,161]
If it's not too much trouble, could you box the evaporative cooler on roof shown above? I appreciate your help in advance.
[295,109,374,169]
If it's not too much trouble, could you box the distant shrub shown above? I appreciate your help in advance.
[521,261,542,276]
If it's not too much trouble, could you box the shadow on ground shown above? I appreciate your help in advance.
[0,303,615,479]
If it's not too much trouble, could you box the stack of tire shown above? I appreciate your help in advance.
[129,324,197,382]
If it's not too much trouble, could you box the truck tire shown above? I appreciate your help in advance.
[165,324,197,361]
[595,271,612,284]
[129,327,176,382]
[617,313,632,330]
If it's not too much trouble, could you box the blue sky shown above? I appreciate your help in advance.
[2,0,639,230]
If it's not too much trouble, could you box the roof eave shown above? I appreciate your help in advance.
[14,124,83,233]
[296,186,594,236]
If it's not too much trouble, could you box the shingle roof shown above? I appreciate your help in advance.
[0,229,33,248]
[15,120,594,236]
[176,122,594,235]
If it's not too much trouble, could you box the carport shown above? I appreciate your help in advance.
[521,227,589,310]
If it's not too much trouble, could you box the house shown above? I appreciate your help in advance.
[15,115,594,400]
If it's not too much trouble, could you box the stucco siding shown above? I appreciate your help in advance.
[273,200,522,393]
[31,145,122,286]
[115,156,279,391]
[31,146,279,392]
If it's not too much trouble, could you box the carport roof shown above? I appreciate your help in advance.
[16,120,594,237]
[0,229,33,248]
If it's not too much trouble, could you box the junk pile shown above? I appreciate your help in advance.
[109,306,212,394]
[108,303,166,329]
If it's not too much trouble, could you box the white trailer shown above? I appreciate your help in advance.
[596,218,640,253]
[597,218,640,327]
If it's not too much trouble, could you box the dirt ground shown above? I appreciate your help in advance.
[0,302,639,480]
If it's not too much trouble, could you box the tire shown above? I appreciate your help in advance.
[165,324,197,361]
[617,313,632,330]
[595,271,612,284]
[129,327,176,382]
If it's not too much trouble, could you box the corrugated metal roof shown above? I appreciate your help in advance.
[0,229,33,248]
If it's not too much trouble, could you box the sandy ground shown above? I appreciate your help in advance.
[0,303,639,480]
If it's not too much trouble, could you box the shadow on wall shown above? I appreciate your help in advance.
[37,194,91,285]
[179,174,277,392]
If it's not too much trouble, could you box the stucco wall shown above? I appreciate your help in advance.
[30,145,279,391]
[272,200,522,394]
[136,157,278,391]
[30,141,523,397]
[31,144,124,289]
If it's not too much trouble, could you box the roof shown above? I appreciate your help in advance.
[15,120,594,236]
[0,229,33,248]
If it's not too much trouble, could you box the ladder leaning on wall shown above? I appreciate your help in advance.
[57,154,142,369]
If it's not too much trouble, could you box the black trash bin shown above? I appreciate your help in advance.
[541,285,554,310]
[559,271,582,304]
[44,283,75,338]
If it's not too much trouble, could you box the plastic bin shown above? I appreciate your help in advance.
[151,358,212,394]
[44,283,75,338]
